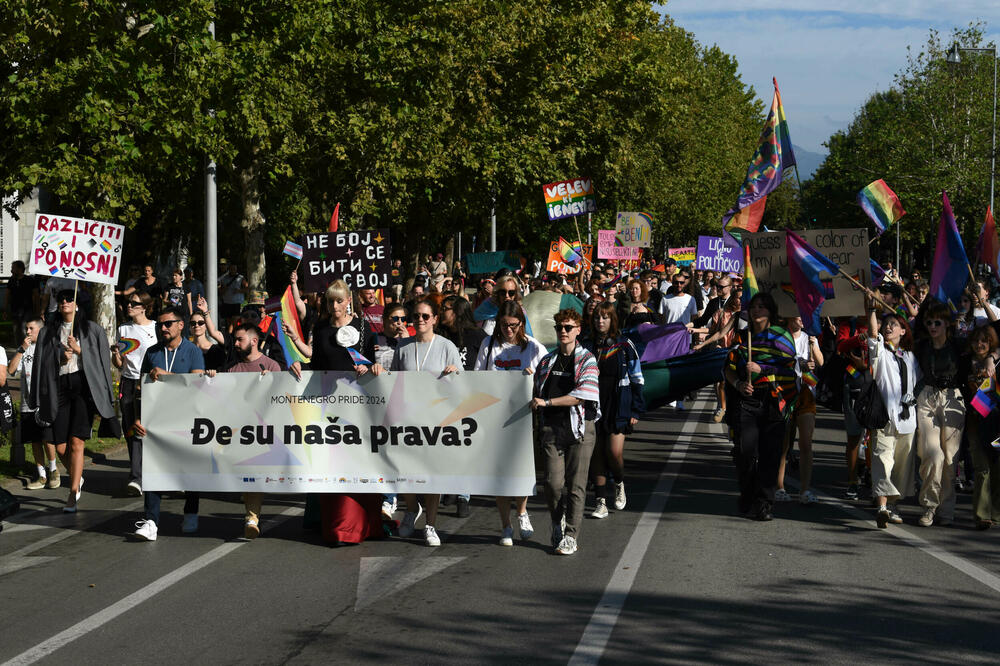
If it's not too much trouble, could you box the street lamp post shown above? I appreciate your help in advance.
[947,43,998,220]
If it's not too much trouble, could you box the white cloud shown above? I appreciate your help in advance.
[660,1,1000,153]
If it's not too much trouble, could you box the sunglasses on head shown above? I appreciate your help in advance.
[414,312,433,321]
[554,324,577,333]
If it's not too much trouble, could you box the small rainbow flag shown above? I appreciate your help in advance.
[100,240,112,252]
[268,286,309,366]
[845,363,861,378]
[283,240,303,260]
[741,243,758,309]
[972,376,999,418]
[802,370,818,389]
[558,237,582,265]
[858,179,905,236]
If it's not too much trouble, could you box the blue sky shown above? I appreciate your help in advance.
[662,1,1000,154]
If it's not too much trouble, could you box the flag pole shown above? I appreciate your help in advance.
[69,279,79,329]
[838,268,893,313]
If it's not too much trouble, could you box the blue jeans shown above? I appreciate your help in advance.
[145,491,200,525]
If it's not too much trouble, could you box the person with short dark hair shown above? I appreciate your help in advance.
[218,263,249,324]
[129,306,205,541]
[7,317,57,490]
[531,308,600,555]
[163,268,188,313]
[7,259,39,344]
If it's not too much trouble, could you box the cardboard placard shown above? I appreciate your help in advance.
[546,241,594,275]
[597,230,641,260]
[614,212,652,248]
[695,236,743,274]
[301,229,390,292]
[668,247,696,266]
[542,178,597,221]
[746,228,870,317]
[28,213,125,285]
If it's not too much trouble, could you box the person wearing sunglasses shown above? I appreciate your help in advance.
[129,306,206,541]
[913,299,965,527]
[531,308,600,555]
[112,292,158,496]
[480,274,527,336]
[584,301,644,520]
[391,298,462,547]
[374,304,412,369]
[189,295,228,371]
[31,290,117,513]
[475,301,547,545]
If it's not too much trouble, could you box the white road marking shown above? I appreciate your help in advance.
[1,505,303,666]
[356,556,466,610]
[569,398,705,666]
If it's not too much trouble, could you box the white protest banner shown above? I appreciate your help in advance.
[746,228,870,317]
[142,370,535,496]
[614,212,652,248]
[27,213,125,285]
[597,230,641,260]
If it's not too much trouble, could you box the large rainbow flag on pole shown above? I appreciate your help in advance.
[857,179,905,236]
[722,78,797,234]
[787,230,840,336]
[929,191,969,308]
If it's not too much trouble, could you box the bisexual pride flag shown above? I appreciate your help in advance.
[857,179,905,236]
[787,230,840,336]
[971,376,1000,418]
[870,259,886,288]
[929,191,969,308]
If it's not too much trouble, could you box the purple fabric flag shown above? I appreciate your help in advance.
[929,191,969,308]
[786,230,840,336]
[626,323,691,363]
[870,259,886,287]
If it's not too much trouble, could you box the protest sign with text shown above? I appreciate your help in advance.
[597,230,641,260]
[301,229,390,292]
[28,213,125,285]
[546,241,594,274]
[668,247,696,266]
[695,236,743,274]
[747,228,870,317]
[543,178,597,221]
[142,370,535,496]
[615,212,652,248]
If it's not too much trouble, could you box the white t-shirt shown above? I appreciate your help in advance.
[973,303,1000,325]
[792,329,812,392]
[219,273,246,305]
[659,292,697,324]
[475,336,547,373]
[15,344,33,412]
[118,321,159,379]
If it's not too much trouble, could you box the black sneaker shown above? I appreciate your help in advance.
[844,484,859,500]
[456,497,470,518]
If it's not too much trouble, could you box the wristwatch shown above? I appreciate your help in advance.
[16,347,25,355]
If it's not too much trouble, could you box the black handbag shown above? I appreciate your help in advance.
[0,386,15,434]
[852,366,889,430]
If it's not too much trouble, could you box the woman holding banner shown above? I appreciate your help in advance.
[391,298,462,547]
[288,279,386,545]
[474,301,547,545]
[585,301,644,518]
[723,293,798,521]
[31,289,116,512]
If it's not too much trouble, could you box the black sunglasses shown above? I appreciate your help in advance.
[554,324,578,332]
[414,312,433,321]
[190,319,206,326]
[388,315,407,323]
[501,289,518,298]
[58,295,75,303]
[127,301,143,307]
[158,319,183,328]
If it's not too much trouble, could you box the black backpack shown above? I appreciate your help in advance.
[852,368,889,430]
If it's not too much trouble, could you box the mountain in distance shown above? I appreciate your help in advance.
[792,144,825,181]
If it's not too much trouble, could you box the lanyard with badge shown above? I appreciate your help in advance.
[415,335,436,372]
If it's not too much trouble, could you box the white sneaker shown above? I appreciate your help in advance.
[398,504,423,538]
[381,498,397,520]
[799,490,819,504]
[424,525,441,547]
[614,482,626,511]
[76,477,84,502]
[556,535,578,555]
[181,513,199,534]
[130,520,157,541]
[591,498,609,519]
[126,480,143,497]
[918,508,935,527]
[517,512,534,539]
[774,489,792,502]
[499,526,514,546]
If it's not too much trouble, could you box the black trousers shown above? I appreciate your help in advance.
[734,393,786,512]
[119,376,142,484]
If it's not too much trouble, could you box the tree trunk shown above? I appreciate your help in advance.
[239,157,267,291]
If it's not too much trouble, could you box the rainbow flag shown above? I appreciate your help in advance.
[558,236,582,265]
[100,240,113,252]
[118,338,141,355]
[269,286,309,366]
[971,376,999,418]
[976,206,1000,279]
[802,370,818,389]
[845,363,861,378]
[929,191,969,307]
[857,179,905,236]
[741,243,758,309]
[722,78,797,233]
[787,230,840,336]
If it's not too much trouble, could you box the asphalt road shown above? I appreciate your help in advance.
[2,392,999,665]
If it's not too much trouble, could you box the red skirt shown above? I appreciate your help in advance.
[320,494,384,544]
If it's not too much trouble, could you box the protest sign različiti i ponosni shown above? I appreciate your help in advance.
[28,213,125,285]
